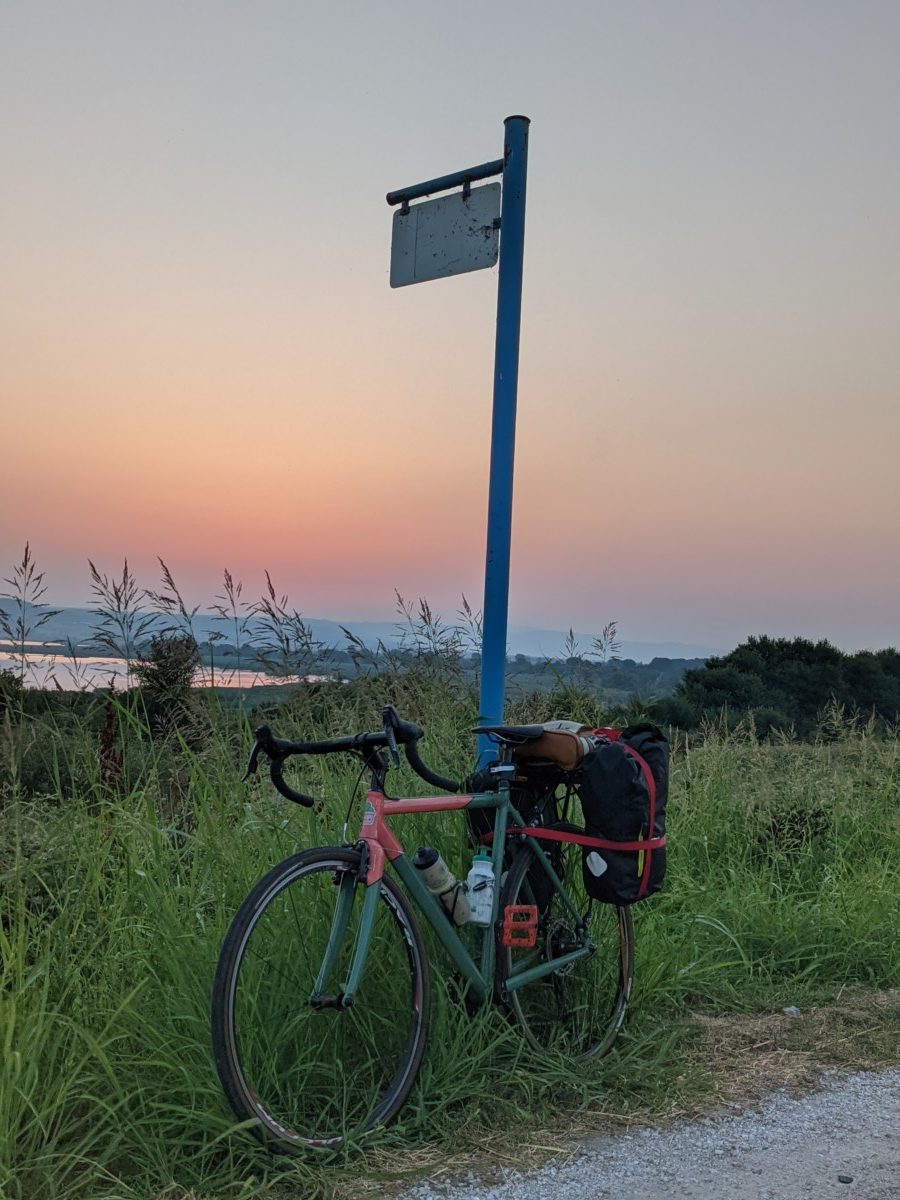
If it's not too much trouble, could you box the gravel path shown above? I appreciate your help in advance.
[398,1069,900,1200]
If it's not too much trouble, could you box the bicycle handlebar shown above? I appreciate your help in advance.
[404,739,461,793]
[244,706,461,807]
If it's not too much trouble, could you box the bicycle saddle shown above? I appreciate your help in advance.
[473,723,545,744]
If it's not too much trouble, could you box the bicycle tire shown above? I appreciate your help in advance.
[211,846,431,1151]
[497,823,634,1059]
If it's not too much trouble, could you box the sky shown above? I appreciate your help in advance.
[2,0,899,652]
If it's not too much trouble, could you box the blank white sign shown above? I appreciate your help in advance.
[390,183,500,288]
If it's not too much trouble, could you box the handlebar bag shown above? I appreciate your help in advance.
[576,723,669,904]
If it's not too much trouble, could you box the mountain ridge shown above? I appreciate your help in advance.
[0,604,723,664]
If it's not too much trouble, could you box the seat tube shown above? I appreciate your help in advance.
[479,785,510,985]
[312,869,356,998]
[340,878,381,1006]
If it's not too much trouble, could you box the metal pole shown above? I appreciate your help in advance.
[477,115,530,766]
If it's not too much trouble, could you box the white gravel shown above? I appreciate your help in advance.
[398,1069,900,1200]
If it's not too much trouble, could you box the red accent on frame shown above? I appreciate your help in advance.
[358,792,402,874]
[357,791,477,883]
[363,839,387,883]
[383,795,473,815]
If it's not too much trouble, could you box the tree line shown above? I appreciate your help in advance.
[652,635,900,737]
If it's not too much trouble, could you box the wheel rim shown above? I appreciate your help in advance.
[501,837,633,1059]
[221,855,427,1147]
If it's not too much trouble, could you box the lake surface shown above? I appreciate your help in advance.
[0,650,325,690]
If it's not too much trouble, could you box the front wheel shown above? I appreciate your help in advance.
[497,824,634,1060]
[211,847,431,1151]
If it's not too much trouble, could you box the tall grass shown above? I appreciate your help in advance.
[1,655,899,1196]
[0,543,60,684]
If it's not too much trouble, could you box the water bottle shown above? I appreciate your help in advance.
[465,849,495,927]
[412,846,471,925]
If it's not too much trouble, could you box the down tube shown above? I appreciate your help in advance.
[391,854,489,1000]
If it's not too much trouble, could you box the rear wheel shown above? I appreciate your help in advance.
[497,824,633,1059]
[211,847,430,1151]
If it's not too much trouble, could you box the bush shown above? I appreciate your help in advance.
[133,633,201,739]
[657,636,900,738]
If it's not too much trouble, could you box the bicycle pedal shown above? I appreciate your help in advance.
[502,904,539,948]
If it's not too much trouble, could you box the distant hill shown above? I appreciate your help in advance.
[503,626,722,662]
[0,603,724,665]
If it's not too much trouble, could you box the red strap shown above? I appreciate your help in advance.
[619,744,657,899]
[480,730,663,899]
[586,731,660,899]
[506,826,666,853]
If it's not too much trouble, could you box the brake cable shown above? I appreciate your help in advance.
[342,757,370,844]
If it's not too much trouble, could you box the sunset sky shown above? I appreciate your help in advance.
[2,1,899,652]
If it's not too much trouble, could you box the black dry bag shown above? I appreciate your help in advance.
[576,723,669,905]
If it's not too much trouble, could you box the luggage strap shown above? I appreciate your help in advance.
[581,728,662,898]
[480,727,665,899]
[506,826,666,853]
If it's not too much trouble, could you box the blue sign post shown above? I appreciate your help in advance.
[387,116,530,766]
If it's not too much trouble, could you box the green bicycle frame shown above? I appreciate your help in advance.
[314,784,593,1007]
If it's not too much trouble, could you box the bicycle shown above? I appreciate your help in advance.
[210,705,635,1151]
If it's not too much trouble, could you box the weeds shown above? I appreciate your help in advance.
[250,570,324,683]
[1,682,898,1200]
[211,569,254,691]
[1,550,899,1199]
[88,559,159,683]
[0,543,61,684]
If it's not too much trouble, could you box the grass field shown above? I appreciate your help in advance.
[1,672,899,1200]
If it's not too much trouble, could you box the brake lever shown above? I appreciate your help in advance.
[243,739,262,782]
[384,720,401,768]
[243,724,278,781]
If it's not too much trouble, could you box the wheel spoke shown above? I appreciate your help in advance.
[499,827,633,1060]
[211,849,430,1150]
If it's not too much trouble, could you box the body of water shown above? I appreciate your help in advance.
[0,649,328,691]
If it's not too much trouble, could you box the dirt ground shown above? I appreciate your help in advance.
[381,991,900,1200]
